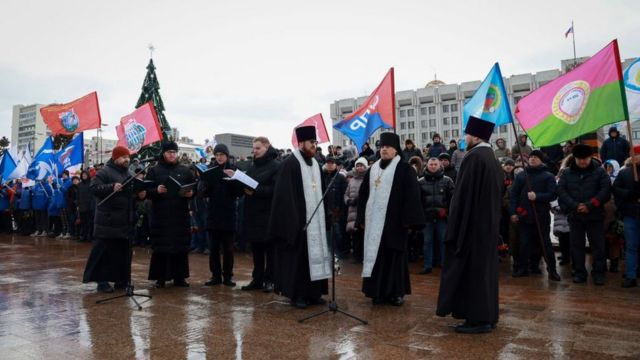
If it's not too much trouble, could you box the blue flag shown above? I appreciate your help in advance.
[57,133,84,170]
[195,147,207,159]
[27,137,61,181]
[0,151,18,183]
[460,63,513,149]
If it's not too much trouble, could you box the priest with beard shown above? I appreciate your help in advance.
[268,126,331,309]
[355,132,425,306]
[436,116,503,334]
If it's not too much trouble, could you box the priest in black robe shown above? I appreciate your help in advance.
[268,126,330,309]
[355,132,425,306]
[436,116,503,334]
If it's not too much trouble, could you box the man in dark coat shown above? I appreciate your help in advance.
[77,171,94,242]
[558,143,611,285]
[436,116,503,334]
[322,155,348,258]
[600,126,630,166]
[428,133,447,158]
[241,137,280,292]
[83,146,141,293]
[145,141,196,288]
[402,139,423,162]
[612,145,640,288]
[438,153,457,183]
[268,126,331,309]
[201,143,244,287]
[510,150,560,281]
[356,132,425,306]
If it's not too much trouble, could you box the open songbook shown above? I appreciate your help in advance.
[164,176,197,197]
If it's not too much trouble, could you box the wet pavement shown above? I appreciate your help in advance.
[1,234,640,359]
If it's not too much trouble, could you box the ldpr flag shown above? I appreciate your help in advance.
[333,68,396,152]
[515,40,627,147]
[40,92,102,136]
[116,102,164,154]
[291,113,330,148]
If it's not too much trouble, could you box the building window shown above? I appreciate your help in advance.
[452,129,459,137]
[443,117,449,125]
[422,132,428,140]
[451,103,458,112]
[429,131,436,139]
[401,134,406,142]
[429,106,436,115]
[451,116,458,125]
[633,130,640,140]
[420,107,428,115]
[429,119,436,127]
[500,125,507,133]
[421,120,428,127]
[407,109,415,117]
[400,109,407,118]
[442,104,449,112]
[400,122,406,130]
[408,133,415,140]
[444,130,450,138]
[408,121,415,129]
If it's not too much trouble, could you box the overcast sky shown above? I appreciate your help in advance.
[1,0,638,149]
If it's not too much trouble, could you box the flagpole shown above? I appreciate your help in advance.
[390,67,397,135]
[572,20,577,67]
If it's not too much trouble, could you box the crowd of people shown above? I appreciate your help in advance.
[0,121,638,334]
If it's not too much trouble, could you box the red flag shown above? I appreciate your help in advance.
[40,92,102,135]
[291,113,330,148]
[116,102,164,154]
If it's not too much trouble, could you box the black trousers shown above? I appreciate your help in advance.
[569,218,605,278]
[351,229,364,262]
[251,242,274,284]
[208,229,234,280]
[35,210,48,233]
[79,211,93,241]
[518,221,556,273]
[555,231,571,263]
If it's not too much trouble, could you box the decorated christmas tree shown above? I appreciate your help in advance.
[135,51,172,160]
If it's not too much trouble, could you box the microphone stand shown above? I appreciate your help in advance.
[298,169,368,325]
[96,161,153,310]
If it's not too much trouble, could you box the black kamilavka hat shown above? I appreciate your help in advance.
[295,126,316,142]
[464,116,495,142]
[379,132,402,154]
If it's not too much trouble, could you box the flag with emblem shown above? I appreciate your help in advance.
[40,92,102,136]
[515,40,627,147]
[116,101,164,154]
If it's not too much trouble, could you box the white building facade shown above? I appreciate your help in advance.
[11,104,51,155]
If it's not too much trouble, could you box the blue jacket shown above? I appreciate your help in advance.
[0,187,10,211]
[32,183,52,211]
[19,187,32,210]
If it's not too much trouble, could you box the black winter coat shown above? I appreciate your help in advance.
[600,136,630,166]
[428,143,447,158]
[77,179,94,213]
[612,166,640,218]
[443,165,457,183]
[201,162,244,231]
[91,160,135,240]
[419,169,454,221]
[243,147,280,243]
[322,169,347,216]
[509,165,557,224]
[402,147,423,162]
[558,159,611,221]
[145,159,196,253]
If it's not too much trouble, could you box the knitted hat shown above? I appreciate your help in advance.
[111,145,130,160]
[572,144,593,159]
[437,153,451,161]
[355,157,368,168]
[529,150,546,161]
[161,141,179,153]
[213,143,230,156]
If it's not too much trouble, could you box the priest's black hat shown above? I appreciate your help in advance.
[379,132,402,154]
[295,126,316,143]
[464,116,495,142]
[572,143,593,159]
[161,141,179,153]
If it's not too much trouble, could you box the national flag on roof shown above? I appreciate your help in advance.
[56,133,84,171]
[565,25,574,38]
[291,113,330,148]
[333,68,396,152]
[515,40,627,147]
[26,137,62,181]
[40,92,102,136]
[623,57,640,121]
[116,101,164,154]
[0,150,18,183]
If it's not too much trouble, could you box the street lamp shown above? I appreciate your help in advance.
[98,123,109,164]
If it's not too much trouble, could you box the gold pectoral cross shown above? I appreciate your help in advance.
[374,176,381,189]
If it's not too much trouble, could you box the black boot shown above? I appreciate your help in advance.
[609,259,619,273]
[223,277,236,287]
[241,280,264,291]
[205,277,222,286]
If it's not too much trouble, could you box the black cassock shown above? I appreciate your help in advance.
[436,144,503,324]
[268,154,328,301]
[355,159,425,299]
